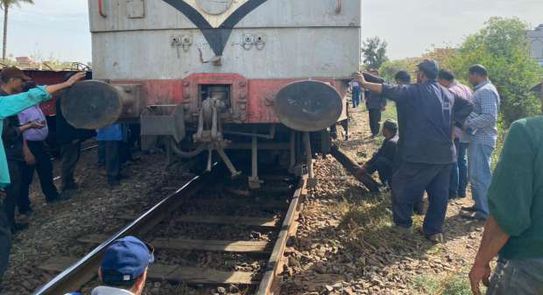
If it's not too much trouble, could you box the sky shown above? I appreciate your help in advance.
[362,0,543,59]
[6,0,90,63]
[4,0,543,63]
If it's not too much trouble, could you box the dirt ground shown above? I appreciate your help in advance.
[280,106,486,295]
[0,106,486,295]
[0,148,171,294]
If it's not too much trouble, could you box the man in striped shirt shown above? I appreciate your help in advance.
[438,69,473,200]
[461,65,500,221]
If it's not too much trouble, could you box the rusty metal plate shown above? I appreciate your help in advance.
[274,80,342,132]
[61,80,122,130]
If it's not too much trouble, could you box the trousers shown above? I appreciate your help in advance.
[487,258,543,294]
[368,109,382,136]
[391,162,452,235]
[20,141,59,211]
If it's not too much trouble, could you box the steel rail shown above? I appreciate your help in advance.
[33,168,216,295]
[256,175,307,294]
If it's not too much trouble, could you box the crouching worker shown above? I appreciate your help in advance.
[91,236,154,295]
[358,119,398,187]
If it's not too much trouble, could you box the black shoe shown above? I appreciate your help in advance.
[461,211,487,221]
[47,193,71,204]
[61,182,79,192]
[461,205,477,212]
[425,233,444,244]
[19,207,33,216]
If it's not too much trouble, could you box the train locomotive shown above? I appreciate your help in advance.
[63,0,362,188]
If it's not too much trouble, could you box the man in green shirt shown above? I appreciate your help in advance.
[469,94,543,294]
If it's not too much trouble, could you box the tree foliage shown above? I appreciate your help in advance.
[449,17,543,126]
[362,37,389,70]
[379,58,418,82]
[1,0,34,60]
[380,17,543,126]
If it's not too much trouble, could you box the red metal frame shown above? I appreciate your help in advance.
[112,74,347,124]
[23,70,78,116]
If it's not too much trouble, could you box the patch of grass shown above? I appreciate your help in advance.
[414,275,441,294]
[442,276,473,295]
[382,104,398,122]
[413,273,474,295]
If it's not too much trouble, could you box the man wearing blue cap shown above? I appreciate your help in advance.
[92,236,154,295]
[356,60,474,243]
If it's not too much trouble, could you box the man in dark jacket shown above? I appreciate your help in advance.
[365,69,387,137]
[56,89,95,192]
[361,119,398,186]
[1,116,41,231]
[357,60,474,243]
[0,69,48,229]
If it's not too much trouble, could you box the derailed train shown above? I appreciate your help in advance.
[63,0,361,187]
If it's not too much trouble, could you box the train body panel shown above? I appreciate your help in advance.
[89,0,360,32]
[90,27,360,80]
[88,0,361,81]
[71,0,361,183]
[85,0,360,124]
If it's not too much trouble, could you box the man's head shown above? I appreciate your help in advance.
[468,64,488,87]
[368,68,380,76]
[394,70,411,85]
[99,236,154,295]
[382,119,398,139]
[0,67,31,94]
[438,69,456,88]
[416,59,439,83]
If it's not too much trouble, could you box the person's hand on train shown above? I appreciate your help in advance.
[45,72,86,95]
[66,72,86,87]
[354,72,366,84]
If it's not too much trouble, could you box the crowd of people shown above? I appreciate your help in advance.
[0,59,541,294]
[0,68,139,288]
[357,60,542,294]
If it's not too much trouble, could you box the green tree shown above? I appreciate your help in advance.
[362,37,389,70]
[1,0,34,61]
[450,17,543,126]
[379,58,418,82]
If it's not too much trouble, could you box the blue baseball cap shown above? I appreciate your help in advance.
[100,236,154,284]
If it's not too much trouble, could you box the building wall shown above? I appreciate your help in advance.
[528,24,543,66]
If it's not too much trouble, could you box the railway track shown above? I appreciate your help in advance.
[33,166,307,295]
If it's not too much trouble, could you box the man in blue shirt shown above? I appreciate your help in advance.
[357,60,473,243]
[97,124,124,187]
[461,65,500,221]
